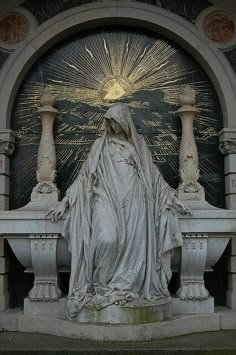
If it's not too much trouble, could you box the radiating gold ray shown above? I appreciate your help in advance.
[24,32,199,108]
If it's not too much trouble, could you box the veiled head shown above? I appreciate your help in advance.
[104,103,131,138]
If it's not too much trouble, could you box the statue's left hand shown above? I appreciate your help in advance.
[172,196,192,215]
[46,201,67,222]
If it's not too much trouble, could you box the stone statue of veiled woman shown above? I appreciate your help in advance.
[48,103,190,318]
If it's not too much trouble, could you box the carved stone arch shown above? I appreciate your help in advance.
[0,1,236,130]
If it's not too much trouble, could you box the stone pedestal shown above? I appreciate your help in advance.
[76,298,172,324]
[172,297,214,314]
[24,297,172,323]
[24,297,66,316]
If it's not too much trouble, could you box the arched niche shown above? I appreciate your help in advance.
[0,1,236,130]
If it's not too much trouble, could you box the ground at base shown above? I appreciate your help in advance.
[1,330,236,354]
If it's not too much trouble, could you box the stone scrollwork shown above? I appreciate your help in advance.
[177,233,209,300]
[0,140,15,156]
[219,139,236,155]
[29,234,62,302]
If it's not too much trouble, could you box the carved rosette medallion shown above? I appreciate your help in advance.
[0,8,37,52]
[0,14,29,44]
[196,6,236,51]
[205,13,235,43]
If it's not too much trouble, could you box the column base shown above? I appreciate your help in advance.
[24,297,66,316]
[172,296,214,314]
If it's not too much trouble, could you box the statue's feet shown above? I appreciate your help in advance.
[115,299,128,306]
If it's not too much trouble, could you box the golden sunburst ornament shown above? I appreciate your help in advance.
[27,32,195,107]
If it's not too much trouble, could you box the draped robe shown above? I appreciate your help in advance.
[63,104,183,317]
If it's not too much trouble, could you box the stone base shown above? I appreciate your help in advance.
[24,297,66,316]
[77,298,172,324]
[24,297,172,323]
[31,191,60,202]
[172,297,214,314]
[0,309,222,341]
[177,189,205,201]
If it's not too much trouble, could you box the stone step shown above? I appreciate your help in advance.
[1,331,236,354]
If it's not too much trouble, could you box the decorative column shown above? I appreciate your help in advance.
[219,129,236,310]
[176,86,205,201]
[31,89,60,202]
[174,86,212,313]
[0,130,15,311]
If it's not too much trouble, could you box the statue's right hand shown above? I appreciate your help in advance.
[46,202,67,222]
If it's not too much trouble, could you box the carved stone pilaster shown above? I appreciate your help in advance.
[28,234,62,302]
[219,139,236,155]
[0,140,15,156]
[177,233,209,300]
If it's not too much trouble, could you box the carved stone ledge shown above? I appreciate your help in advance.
[0,140,15,156]
[219,139,236,155]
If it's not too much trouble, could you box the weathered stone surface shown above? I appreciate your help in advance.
[0,311,18,331]
[173,297,214,314]
[24,297,65,316]
[226,290,236,311]
[219,309,236,329]
[16,313,220,341]
[227,256,236,273]
[77,298,172,324]
[0,293,9,311]
[0,274,8,294]
[0,257,9,274]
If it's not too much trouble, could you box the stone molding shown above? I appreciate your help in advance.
[0,1,235,130]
